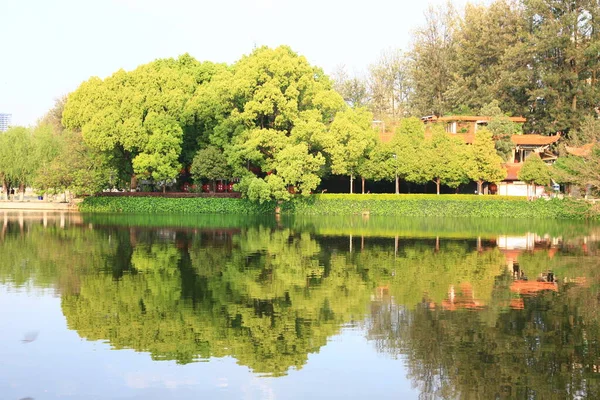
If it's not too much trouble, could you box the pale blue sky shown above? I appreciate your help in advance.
[0,0,475,126]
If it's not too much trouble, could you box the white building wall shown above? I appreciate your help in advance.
[498,181,545,197]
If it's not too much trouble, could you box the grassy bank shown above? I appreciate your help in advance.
[283,194,596,219]
[79,194,598,220]
[79,196,275,214]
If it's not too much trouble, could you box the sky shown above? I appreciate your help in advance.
[0,0,475,126]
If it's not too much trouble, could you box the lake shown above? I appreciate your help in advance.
[1,211,599,399]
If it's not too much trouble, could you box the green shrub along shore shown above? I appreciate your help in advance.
[78,196,275,214]
[79,194,599,220]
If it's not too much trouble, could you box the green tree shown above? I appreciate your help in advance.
[389,117,428,193]
[523,0,600,134]
[480,100,522,161]
[424,126,469,194]
[34,131,115,197]
[518,152,551,198]
[567,115,600,146]
[445,1,529,116]
[190,46,346,202]
[0,127,36,200]
[410,2,458,116]
[323,108,377,193]
[464,128,507,194]
[63,54,218,189]
[357,141,395,193]
[190,146,230,192]
[31,123,62,195]
[130,112,182,192]
[553,145,600,196]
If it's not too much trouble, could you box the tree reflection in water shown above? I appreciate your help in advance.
[0,211,599,396]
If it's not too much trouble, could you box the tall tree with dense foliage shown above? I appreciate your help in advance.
[357,141,395,193]
[410,2,458,116]
[0,127,36,200]
[189,46,346,202]
[445,1,529,115]
[423,127,469,194]
[553,145,600,196]
[190,146,231,192]
[62,54,220,189]
[464,128,507,194]
[389,117,428,193]
[567,115,600,146]
[323,108,377,193]
[518,152,551,198]
[523,0,600,134]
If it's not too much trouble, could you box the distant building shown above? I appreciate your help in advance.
[421,114,527,135]
[0,113,11,132]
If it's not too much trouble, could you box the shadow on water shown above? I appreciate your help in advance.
[1,211,600,397]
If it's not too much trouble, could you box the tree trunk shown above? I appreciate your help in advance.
[162,184,166,194]
[19,183,25,201]
[532,183,536,199]
[361,177,365,194]
[436,178,440,195]
[395,176,399,194]
[477,180,483,195]
[350,175,354,194]
[213,180,216,193]
[130,175,138,191]
[2,179,6,201]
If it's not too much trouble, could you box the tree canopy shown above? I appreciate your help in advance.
[465,128,507,193]
[519,153,551,187]
[323,107,377,193]
[20,8,600,198]
[62,54,221,188]
[424,126,469,194]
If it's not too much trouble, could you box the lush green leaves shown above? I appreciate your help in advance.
[190,145,231,186]
[187,46,346,201]
[79,194,598,220]
[63,54,218,186]
[423,126,469,192]
[323,108,377,192]
[280,194,593,219]
[464,128,507,191]
[518,153,551,186]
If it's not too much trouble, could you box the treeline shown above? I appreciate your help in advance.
[0,115,113,200]
[4,0,600,200]
[345,0,600,137]
[1,47,518,200]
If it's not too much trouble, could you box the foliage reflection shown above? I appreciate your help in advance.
[1,212,600,394]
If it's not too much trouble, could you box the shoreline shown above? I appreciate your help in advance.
[77,194,599,220]
[0,201,76,211]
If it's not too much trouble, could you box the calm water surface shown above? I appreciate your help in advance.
[1,212,600,399]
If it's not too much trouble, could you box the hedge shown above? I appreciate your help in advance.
[280,194,597,220]
[79,194,599,220]
[79,196,275,214]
